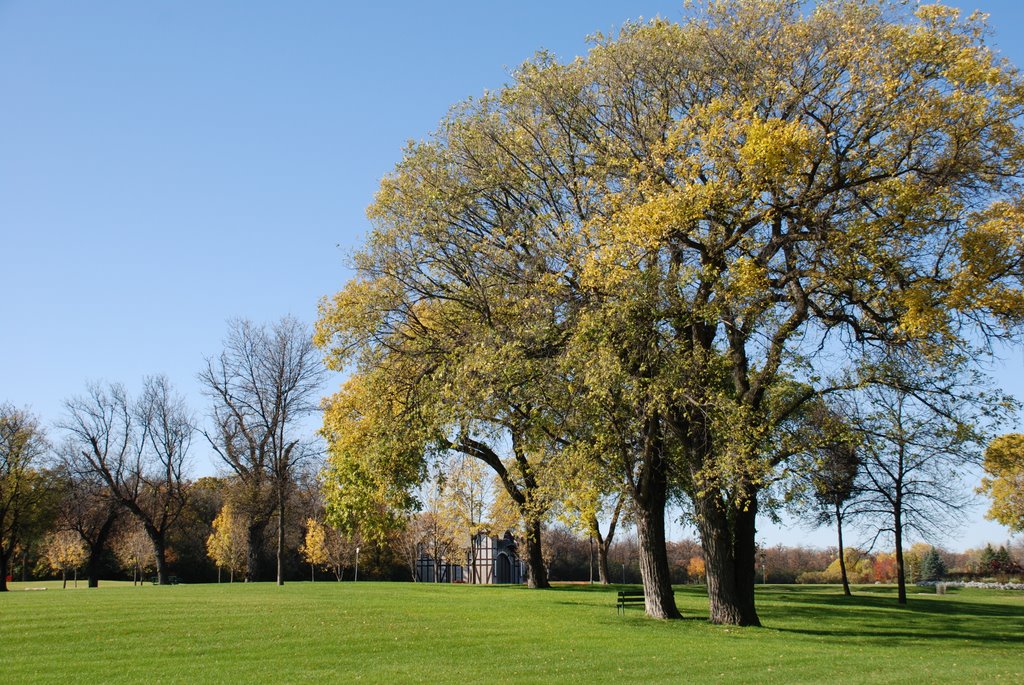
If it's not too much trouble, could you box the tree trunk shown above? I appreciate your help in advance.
[145,524,169,585]
[894,508,907,604]
[633,486,682,619]
[0,551,10,592]
[733,496,759,619]
[627,415,681,619]
[597,539,611,585]
[276,485,286,587]
[21,543,30,582]
[696,489,761,626]
[523,517,550,589]
[246,520,266,582]
[62,569,67,589]
[153,542,168,585]
[592,502,620,586]
[86,510,118,588]
[836,503,851,597]
[86,542,106,588]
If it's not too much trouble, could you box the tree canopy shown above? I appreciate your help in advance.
[979,433,1024,532]
[316,0,1024,624]
[0,405,50,592]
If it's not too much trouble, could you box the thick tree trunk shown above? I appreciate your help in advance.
[246,520,266,582]
[0,551,10,592]
[153,542,168,585]
[523,517,550,589]
[735,500,759,616]
[634,495,682,619]
[696,489,761,626]
[144,523,169,585]
[628,415,681,619]
[836,504,851,597]
[86,509,118,588]
[86,549,104,589]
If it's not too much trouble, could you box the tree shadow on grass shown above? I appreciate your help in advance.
[759,586,1024,644]
[762,584,1024,616]
[540,584,1024,643]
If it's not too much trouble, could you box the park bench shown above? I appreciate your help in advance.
[616,590,645,614]
[150,575,181,585]
[616,589,675,615]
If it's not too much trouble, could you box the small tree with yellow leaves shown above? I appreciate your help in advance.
[687,557,706,584]
[206,504,247,582]
[42,530,86,589]
[113,525,155,585]
[300,518,329,582]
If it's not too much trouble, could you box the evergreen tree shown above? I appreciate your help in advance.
[993,546,1014,574]
[979,544,997,575]
[919,547,946,582]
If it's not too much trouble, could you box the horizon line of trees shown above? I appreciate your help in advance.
[0,315,326,592]
[5,367,1022,589]
[6,464,1023,587]
[7,365,1021,588]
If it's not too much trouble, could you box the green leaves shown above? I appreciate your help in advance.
[317,1,1024,611]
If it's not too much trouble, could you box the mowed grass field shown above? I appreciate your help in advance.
[2,581,1022,684]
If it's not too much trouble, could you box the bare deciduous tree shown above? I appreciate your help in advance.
[60,376,193,585]
[847,369,1007,604]
[54,467,121,588]
[113,522,156,585]
[200,317,325,585]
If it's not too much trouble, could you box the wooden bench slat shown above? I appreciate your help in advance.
[615,590,673,614]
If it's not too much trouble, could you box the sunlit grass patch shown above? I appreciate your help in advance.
[2,582,1022,684]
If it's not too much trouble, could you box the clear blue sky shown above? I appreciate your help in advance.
[2,1,1023,552]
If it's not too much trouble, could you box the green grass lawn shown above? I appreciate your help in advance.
[2,581,1022,684]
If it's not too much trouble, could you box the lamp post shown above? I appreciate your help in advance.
[355,546,360,582]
